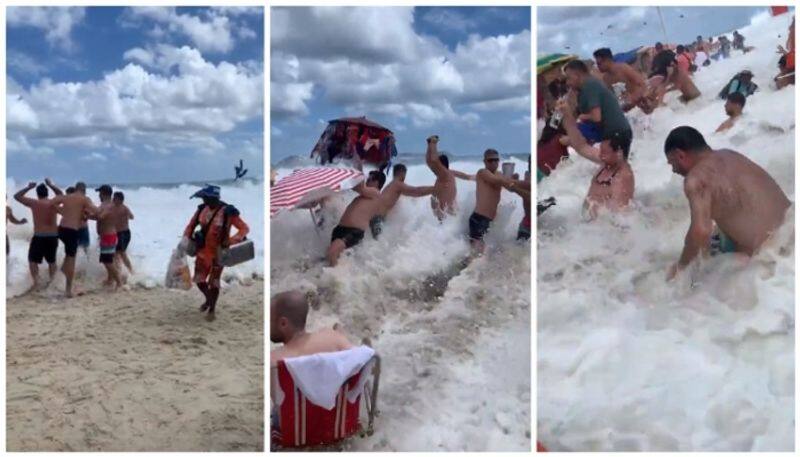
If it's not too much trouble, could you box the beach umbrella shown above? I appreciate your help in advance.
[270,166,364,219]
[310,116,398,169]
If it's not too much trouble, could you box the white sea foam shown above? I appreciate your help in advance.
[271,157,531,451]
[6,179,264,298]
[537,11,794,451]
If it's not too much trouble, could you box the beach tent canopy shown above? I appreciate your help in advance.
[310,116,398,170]
[537,54,578,76]
[270,167,363,218]
[614,47,643,65]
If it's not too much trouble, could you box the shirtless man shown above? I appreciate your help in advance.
[664,126,791,280]
[93,185,122,290]
[270,290,352,367]
[593,48,648,112]
[326,171,385,266]
[557,98,635,219]
[14,179,63,289]
[75,182,91,254]
[469,149,517,253]
[51,183,99,297]
[509,157,532,240]
[369,163,434,239]
[111,191,134,274]
[715,92,745,133]
[425,135,475,220]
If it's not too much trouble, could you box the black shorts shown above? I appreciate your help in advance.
[99,253,115,264]
[331,225,365,249]
[116,230,131,252]
[28,235,58,264]
[78,226,90,248]
[58,227,80,258]
[468,212,493,241]
[369,216,384,239]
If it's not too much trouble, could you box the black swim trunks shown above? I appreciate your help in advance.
[116,229,132,252]
[28,234,59,264]
[468,212,493,241]
[369,216,385,239]
[331,225,365,248]
[77,226,90,248]
[58,226,80,257]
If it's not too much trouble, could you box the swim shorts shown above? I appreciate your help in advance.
[331,225,365,248]
[369,216,385,239]
[99,233,118,264]
[116,230,131,252]
[710,231,737,255]
[468,212,493,241]
[577,121,603,145]
[28,234,58,264]
[517,216,531,241]
[58,227,80,258]
[194,256,224,287]
[78,226,90,248]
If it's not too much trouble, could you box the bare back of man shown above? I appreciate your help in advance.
[111,205,132,231]
[425,136,473,220]
[27,200,59,235]
[56,194,94,230]
[688,150,790,254]
[270,328,353,367]
[606,62,647,110]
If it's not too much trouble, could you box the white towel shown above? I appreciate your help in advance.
[283,346,375,410]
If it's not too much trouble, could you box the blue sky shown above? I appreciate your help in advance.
[538,6,789,58]
[270,6,531,163]
[7,6,263,184]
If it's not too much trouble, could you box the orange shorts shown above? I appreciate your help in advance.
[194,255,223,287]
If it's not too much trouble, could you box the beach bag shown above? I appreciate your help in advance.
[219,239,255,267]
[187,204,225,257]
[165,244,192,290]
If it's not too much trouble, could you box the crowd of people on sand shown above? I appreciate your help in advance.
[7,180,249,322]
[538,16,793,281]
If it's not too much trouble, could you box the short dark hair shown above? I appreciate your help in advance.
[606,131,632,160]
[655,42,664,51]
[564,59,589,74]
[66,186,75,194]
[392,163,407,176]
[75,181,86,192]
[727,92,746,107]
[36,183,48,198]
[484,148,499,159]
[664,126,710,155]
[677,45,685,53]
[593,48,613,60]
[438,154,449,169]
[113,191,125,201]
[368,170,387,190]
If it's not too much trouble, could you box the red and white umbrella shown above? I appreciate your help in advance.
[270,167,364,218]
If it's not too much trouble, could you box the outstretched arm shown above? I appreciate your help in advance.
[477,169,514,191]
[669,175,713,279]
[13,182,37,206]
[398,183,434,197]
[425,135,449,178]
[558,99,603,164]
[6,207,26,225]
[451,170,475,181]
[354,181,380,199]
[44,178,63,196]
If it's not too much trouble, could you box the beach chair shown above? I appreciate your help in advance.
[270,354,381,450]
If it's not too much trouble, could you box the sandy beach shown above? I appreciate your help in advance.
[7,281,264,451]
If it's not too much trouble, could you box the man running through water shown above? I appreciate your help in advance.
[111,191,134,275]
[425,135,475,220]
[469,149,517,254]
[369,163,435,239]
[593,48,648,112]
[92,185,122,290]
[51,182,99,297]
[183,185,249,321]
[75,182,91,255]
[664,126,791,280]
[14,179,62,290]
[326,171,385,266]
[715,92,745,133]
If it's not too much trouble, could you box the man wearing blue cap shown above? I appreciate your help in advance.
[183,185,249,321]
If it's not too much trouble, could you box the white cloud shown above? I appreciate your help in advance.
[127,7,238,53]
[80,152,108,162]
[7,7,86,51]
[421,8,477,32]
[7,51,48,76]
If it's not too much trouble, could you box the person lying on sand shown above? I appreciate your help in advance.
[715,92,745,133]
[593,47,648,112]
[92,185,123,291]
[14,180,62,290]
[270,290,352,368]
[664,126,791,280]
[51,182,98,297]
[557,98,635,220]
[326,171,385,266]
[369,163,434,239]
[183,185,250,320]
[425,135,474,220]
[468,149,517,254]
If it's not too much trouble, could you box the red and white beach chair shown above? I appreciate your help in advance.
[271,354,380,450]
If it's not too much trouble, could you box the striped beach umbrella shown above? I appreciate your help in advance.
[270,167,363,218]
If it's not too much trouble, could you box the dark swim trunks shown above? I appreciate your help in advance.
[468,212,493,241]
[116,229,132,252]
[28,234,59,264]
[331,225,365,248]
[517,216,531,241]
[369,216,385,239]
[58,227,80,257]
[78,226,90,248]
